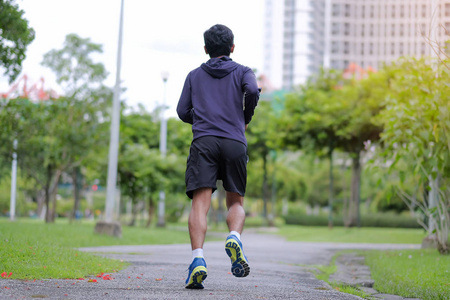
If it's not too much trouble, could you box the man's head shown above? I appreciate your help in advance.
[203,24,235,58]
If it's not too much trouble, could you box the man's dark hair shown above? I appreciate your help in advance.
[204,24,234,58]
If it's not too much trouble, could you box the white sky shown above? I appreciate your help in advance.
[1,0,265,118]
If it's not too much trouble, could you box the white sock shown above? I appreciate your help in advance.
[192,248,204,261]
[229,231,241,241]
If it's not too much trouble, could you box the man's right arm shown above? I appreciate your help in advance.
[177,74,193,124]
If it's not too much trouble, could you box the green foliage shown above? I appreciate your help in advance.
[284,212,422,228]
[377,57,450,253]
[379,57,450,179]
[41,33,108,96]
[117,107,188,223]
[277,224,426,244]
[0,0,35,83]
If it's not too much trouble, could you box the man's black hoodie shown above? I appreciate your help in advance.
[177,56,260,146]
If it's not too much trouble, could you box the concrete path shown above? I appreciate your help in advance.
[0,230,420,299]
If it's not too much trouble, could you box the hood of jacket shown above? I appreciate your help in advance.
[200,56,239,79]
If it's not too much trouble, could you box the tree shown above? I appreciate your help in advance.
[246,100,278,224]
[0,0,35,83]
[336,71,387,227]
[279,68,387,227]
[279,69,347,227]
[117,107,188,226]
[378,57,450,254]
[38,33,110,222]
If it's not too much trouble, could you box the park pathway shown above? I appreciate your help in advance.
[1,229,420,299]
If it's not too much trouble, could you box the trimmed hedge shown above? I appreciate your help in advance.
[284,213,422,228]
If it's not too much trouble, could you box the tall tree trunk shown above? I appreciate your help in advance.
[70,166,82,223]
[46,169,63,223]
[129,199,138,226]
[345,152,361,227]
[262,154,269,220]
[44,164,52,223]
[36,189,46,219]
[146,196,155,227]
[328,149,334,229]
[269,161,277,227]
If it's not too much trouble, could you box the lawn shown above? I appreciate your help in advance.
[0,218,191,279]
[276,224,426,244]
[364,249,450,300]
[274,225,448,300]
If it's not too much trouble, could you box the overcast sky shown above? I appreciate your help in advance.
[1,0,265,117]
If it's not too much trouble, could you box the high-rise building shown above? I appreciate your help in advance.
[263,0,450,91]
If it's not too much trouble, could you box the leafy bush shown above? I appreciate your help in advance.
[284,212,421,228]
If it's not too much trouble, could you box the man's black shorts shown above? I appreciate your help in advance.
[185,136,248,199]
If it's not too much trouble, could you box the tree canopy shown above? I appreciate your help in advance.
[0,0,35,83]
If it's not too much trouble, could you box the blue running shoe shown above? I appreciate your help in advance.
[225,235,250,277]
[185,257,207,289]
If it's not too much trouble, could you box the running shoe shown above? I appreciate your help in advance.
[185,257,207,289]
[225,235,250,277]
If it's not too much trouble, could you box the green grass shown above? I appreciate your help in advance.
[363,249,450,300]
[308,249,450,300]
[276,225,426,244]
[304,253,373,299]
[0,218,192,279]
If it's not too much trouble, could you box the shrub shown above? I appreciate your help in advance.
[284,212,421,228]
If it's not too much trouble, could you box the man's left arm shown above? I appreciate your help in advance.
[242,69,260,125]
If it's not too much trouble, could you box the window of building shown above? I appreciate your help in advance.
[332,4,340,17]
[361,43,364,55]
[344,4,351,17]
[400,5,405,18]
[400,24,404,36]
[370,24,374,37]
[344,23,350,36]
[422,4,427,18]
[391,24,396,36]
[369,43,374,55]
[421,42,426,55]
[332,23,339,35]
[399,42,404,55]
[446,4,450,17]
[361,5,365,18]
[391,43,395,55]
[391,5,395,18]
[446,22,450,32]
[344,42,349,54]
[331,41,338,54]
[370,5,374,18]
[361,24,365,37]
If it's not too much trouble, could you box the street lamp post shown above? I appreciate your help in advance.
[157,71,169,227]
[94,0,124,237]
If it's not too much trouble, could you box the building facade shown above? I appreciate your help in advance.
[264,0,450,90]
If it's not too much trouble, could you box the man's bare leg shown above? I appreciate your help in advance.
[189,188,212,250]
[185,188,210,289]
[226,191,245,233]
[225,191,250,277]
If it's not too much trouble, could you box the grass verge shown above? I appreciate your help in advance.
[276,225,426,244]
[0,218,191,279]
[309,249,449,300]
[305,253,374,299]
[363,249,450,300]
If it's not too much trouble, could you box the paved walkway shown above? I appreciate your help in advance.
[1,230,420,299]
